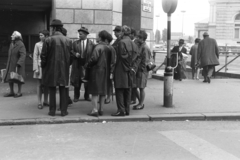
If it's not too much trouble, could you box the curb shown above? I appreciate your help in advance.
[0,113,240,126]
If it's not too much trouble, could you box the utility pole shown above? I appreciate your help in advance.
[162,0,178,107]
[181,10,186,38]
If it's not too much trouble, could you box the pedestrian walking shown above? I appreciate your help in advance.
[112,25,139,116]
[190,38,201,80]
[41,19,72,116]
[197,32,219,83]
[171,39,187,81]
[33,30,49,109]
[3,31,26,98]
[132,30,151,110]
[85,30,113,117]
[70,27,94,102]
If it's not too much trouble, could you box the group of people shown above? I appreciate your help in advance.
[155,32,219,83]
[2,19,152,117]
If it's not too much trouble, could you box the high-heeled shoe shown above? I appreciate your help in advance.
[98,110,103,116]
[134,104,144,110]
[87,111,98,117]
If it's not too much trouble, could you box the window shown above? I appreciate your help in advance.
[234,14,240,39]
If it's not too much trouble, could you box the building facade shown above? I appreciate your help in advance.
[0,0,154,56]
[195,0,240,46]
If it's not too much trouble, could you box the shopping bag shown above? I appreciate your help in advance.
[10,68,24,84]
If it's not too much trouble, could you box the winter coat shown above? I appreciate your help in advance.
[41,31,72,87]
[197,37,219,67]
[190,44,198,69]
[70,39,94,87]
[114,36,139,88]
[87,42,112,95]
[136,42,151,88]
[3,40,26,83]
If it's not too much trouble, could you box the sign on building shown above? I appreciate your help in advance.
[143,0,152,13]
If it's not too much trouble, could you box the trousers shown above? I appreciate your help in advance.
[115,88,131,114]
[49,86,67,113]
[202,65,214,78]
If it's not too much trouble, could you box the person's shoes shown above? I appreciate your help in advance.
[61,111,68,117]
[14,93,22,98]
[4,93,15,97]
[133,104,144,110]
[132,104,138,110]
[98,110,103,116]
[85,98,91,101]
[207,77,211,83]
[131,101,136,105]
[111,111,125,116]
[203,80,207,83]
[43,102,49,107]
[48,111,55,116]
[104,99,110,104]
[73,98,79,102]
[38,104,43,109]
[68,98,73,105]
[87,111,98,117]
[179,79,182,81]
[125,111,129,116]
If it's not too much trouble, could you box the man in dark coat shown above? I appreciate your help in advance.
[70,27,94,102]
[112,25,139,116]
[197,32,219,83]
[171,39,187,81]
[41,19,72,116]
[112,26,122,52]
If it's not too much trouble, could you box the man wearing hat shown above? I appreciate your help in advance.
[41,19,72,116]
[70,27,94,102]
[197,32,219,83]
[112,25,139,116]
[112,26,123,52]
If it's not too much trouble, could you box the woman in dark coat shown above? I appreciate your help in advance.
[85,30,112,117]
[133,30,151,110]
[3,31,26,98]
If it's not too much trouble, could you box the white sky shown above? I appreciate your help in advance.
[154,0,210,36]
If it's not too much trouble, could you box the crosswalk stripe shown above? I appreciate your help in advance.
[159,130,240,160]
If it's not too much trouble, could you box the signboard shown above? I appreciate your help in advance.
[143,0,152,13]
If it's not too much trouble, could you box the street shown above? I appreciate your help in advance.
[1,121,240,160]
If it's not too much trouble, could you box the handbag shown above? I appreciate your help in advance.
[10,67,24,84]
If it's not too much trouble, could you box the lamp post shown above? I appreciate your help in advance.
[181,10,186,37]
[162,0,178,107]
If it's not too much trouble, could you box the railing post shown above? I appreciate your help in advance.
[225,53,228,72]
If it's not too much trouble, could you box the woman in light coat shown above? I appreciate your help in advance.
[3,31,26,98]
[33,30,49,109]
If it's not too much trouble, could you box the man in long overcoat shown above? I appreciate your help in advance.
[41,19,72,116]
[112,25,139,116]
[70,27,94,102]
[197,32,219,83]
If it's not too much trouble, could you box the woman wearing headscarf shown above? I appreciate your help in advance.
[3,31,26,98]
[85,30,112,117]
[33,30,49,109]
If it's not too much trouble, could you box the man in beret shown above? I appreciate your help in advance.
[70,27,94,102]
[197,32,219,83]
[41,19,72,116]
[112,26,123,52]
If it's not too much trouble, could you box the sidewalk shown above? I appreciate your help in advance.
[0,77,240,125]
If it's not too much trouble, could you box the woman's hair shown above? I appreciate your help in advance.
[13,31,22,40]
[39,30,50,37]
[98,30,109,42]
[106,32,113,43]
[122,25,131,36]
[195,38,200,43]
[138,30,148,41]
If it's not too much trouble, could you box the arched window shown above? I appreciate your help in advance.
[234,13,240,39]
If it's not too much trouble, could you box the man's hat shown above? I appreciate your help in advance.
[78,27,89,34]
[113,26,122,32]
[50,19,63,26]
[203,32,209,36]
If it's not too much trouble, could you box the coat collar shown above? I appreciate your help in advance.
[12,40,22,48]
[52,31,63,36]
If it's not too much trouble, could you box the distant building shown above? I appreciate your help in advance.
[194,0,240,46]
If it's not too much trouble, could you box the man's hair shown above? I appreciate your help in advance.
[122,25,131,36]
[39,30,50,37]
[13,31,22,40]
[195,38,200,43]
[61,28,67,36]
[106,32,113,43]
[98,30,109,42]
[52,26,62,32]
[130,27,137,36]
[179,39,184,43]
[138,30,148,41]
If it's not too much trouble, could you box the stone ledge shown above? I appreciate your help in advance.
[203,113,240,120]
[149,113,205,121]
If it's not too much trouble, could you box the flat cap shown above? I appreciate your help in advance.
[113,26,122,32]
[203,32,209,36]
